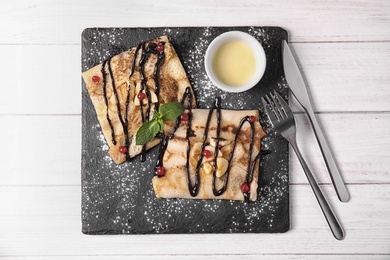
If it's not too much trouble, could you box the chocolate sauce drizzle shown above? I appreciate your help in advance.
[100,40,261,200]
[101,59,116,146]
[154,43,165,110]
[156,94,261,201]
[219,116,256,201]
[107,57,130,161]
[100,40,166,162]
[130,44,142,77]
[123,81,131,161]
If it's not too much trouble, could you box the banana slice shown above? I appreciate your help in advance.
[216,157,229,178]
[150,90,158,103]
[203,162,214,175]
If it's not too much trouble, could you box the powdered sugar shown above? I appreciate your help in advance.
[81,27,289,234]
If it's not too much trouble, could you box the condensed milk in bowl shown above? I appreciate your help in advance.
[205,31,266,93]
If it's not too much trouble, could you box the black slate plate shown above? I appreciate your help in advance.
[81,27,289,234]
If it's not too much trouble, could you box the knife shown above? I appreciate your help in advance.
[282,40,350,202]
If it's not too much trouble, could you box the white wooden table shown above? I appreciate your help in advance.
[1,1,389,259]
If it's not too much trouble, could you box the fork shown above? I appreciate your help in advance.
[261,91,344,240]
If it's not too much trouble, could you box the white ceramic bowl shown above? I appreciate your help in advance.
[204,31,266,93]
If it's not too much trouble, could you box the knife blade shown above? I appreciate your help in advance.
[282,40,350,202]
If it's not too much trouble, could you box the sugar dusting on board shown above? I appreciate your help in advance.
[81,27,289,234]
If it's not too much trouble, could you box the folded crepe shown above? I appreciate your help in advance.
[152,108,266,201]
[82,36,196,164]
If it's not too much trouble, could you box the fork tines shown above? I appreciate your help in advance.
[261,91,291,122]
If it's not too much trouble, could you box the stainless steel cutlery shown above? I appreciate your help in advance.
[262,91,344,240]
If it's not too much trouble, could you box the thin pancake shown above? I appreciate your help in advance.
[82,36,196,164]
[153,109,266,201]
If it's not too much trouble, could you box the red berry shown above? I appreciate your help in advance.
[156,167,166,177]
[241,182,250,193]
[137,92,146,100]
[156,43,164,52]
[180,113,189,121]
[249,116,256,123]
[119,146,127,154]
[92,75,100,83]
[203,149,212,159]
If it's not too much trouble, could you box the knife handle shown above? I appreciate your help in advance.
[306,109,350,202]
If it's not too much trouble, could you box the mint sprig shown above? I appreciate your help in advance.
[135,102,184,145]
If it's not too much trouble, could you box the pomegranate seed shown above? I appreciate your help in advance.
[180,113,189,121]
[92,75,100,83]
[137,92,146,100]
[156,167,166,177]
[241,182,250,193]
[119,146,127,154]
[156,43,164,52]
[249,116,256,123]
[203,149,212,159]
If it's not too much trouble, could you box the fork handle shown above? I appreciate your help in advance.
[290,138,345,240]
[306,109,350,202]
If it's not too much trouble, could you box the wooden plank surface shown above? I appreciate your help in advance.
[3,257,390,260]
[0,45,81,115]
[1,0,389,44]
[1,0,390,258]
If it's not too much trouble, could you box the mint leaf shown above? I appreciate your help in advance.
[135,102,184,146]
[159,102,185,121]
[135,119,162,145]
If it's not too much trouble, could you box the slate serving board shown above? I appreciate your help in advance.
[81,26,290,234]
